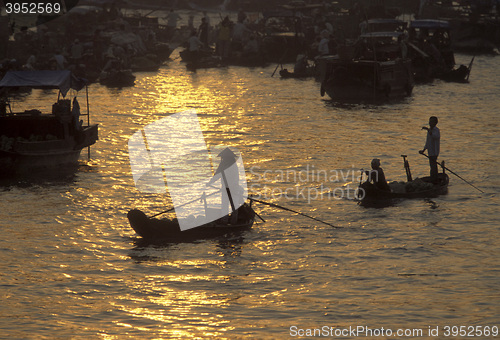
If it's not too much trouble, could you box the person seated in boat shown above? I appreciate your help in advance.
[187,30,204,65]
[242,35,259,58]
[293,54,308,75]
[365,158,391,192]
[51,51,67,70]
[188,30,203,54]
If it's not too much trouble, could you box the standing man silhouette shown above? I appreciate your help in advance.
[207,148,243,224]
[420,116,441,183]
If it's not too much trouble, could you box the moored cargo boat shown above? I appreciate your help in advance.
[0,70,98,176]
[318,32,414,101]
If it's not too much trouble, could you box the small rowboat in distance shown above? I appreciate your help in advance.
[127,203,256,243]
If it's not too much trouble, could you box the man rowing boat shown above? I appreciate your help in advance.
[419,116,440,183]
[207,148,244,224]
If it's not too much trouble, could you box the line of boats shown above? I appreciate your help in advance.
[315,19,474,101]
[175,17,475,102]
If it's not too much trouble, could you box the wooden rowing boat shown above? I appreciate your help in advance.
[127,203,256,243]
[358,173,449,203]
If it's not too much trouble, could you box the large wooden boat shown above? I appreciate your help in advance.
[127,203,256,243]
[0,71,98,176]
[318,32,414,101]
[408,19,472,83]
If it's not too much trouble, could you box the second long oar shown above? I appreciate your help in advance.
[150,189,221,218]
[248,196,340,228]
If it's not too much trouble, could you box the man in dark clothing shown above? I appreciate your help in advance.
[366,158,391,191]
[207,148,243,224]
[198,17,209,46]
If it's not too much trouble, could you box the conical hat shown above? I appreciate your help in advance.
[217,147,237,159]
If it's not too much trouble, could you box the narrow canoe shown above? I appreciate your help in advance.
[127,203,256,243]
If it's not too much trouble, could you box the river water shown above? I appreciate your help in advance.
[0,52,499,339]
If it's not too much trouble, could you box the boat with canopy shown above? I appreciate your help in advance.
[0,70,98,176]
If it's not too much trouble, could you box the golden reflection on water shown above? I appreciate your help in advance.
[135,72,256,142]
[112,277,235,338]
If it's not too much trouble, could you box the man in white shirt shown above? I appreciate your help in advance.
[420,116,441,183]
[232,19,252,50]
[71,39,84,63]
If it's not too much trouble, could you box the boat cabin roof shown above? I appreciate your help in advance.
[409,20,450,29]
[359,31,404,39]
[0,70,86,97]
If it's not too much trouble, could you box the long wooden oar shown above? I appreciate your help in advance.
[420,152,484,193]
[271,62,282,78]
[248,196,340,228]
[271,49,289,77]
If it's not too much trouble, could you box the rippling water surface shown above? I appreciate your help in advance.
[1,53,499,339]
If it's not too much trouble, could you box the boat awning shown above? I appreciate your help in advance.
[409,20,450,29]
[0,70,87,97]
